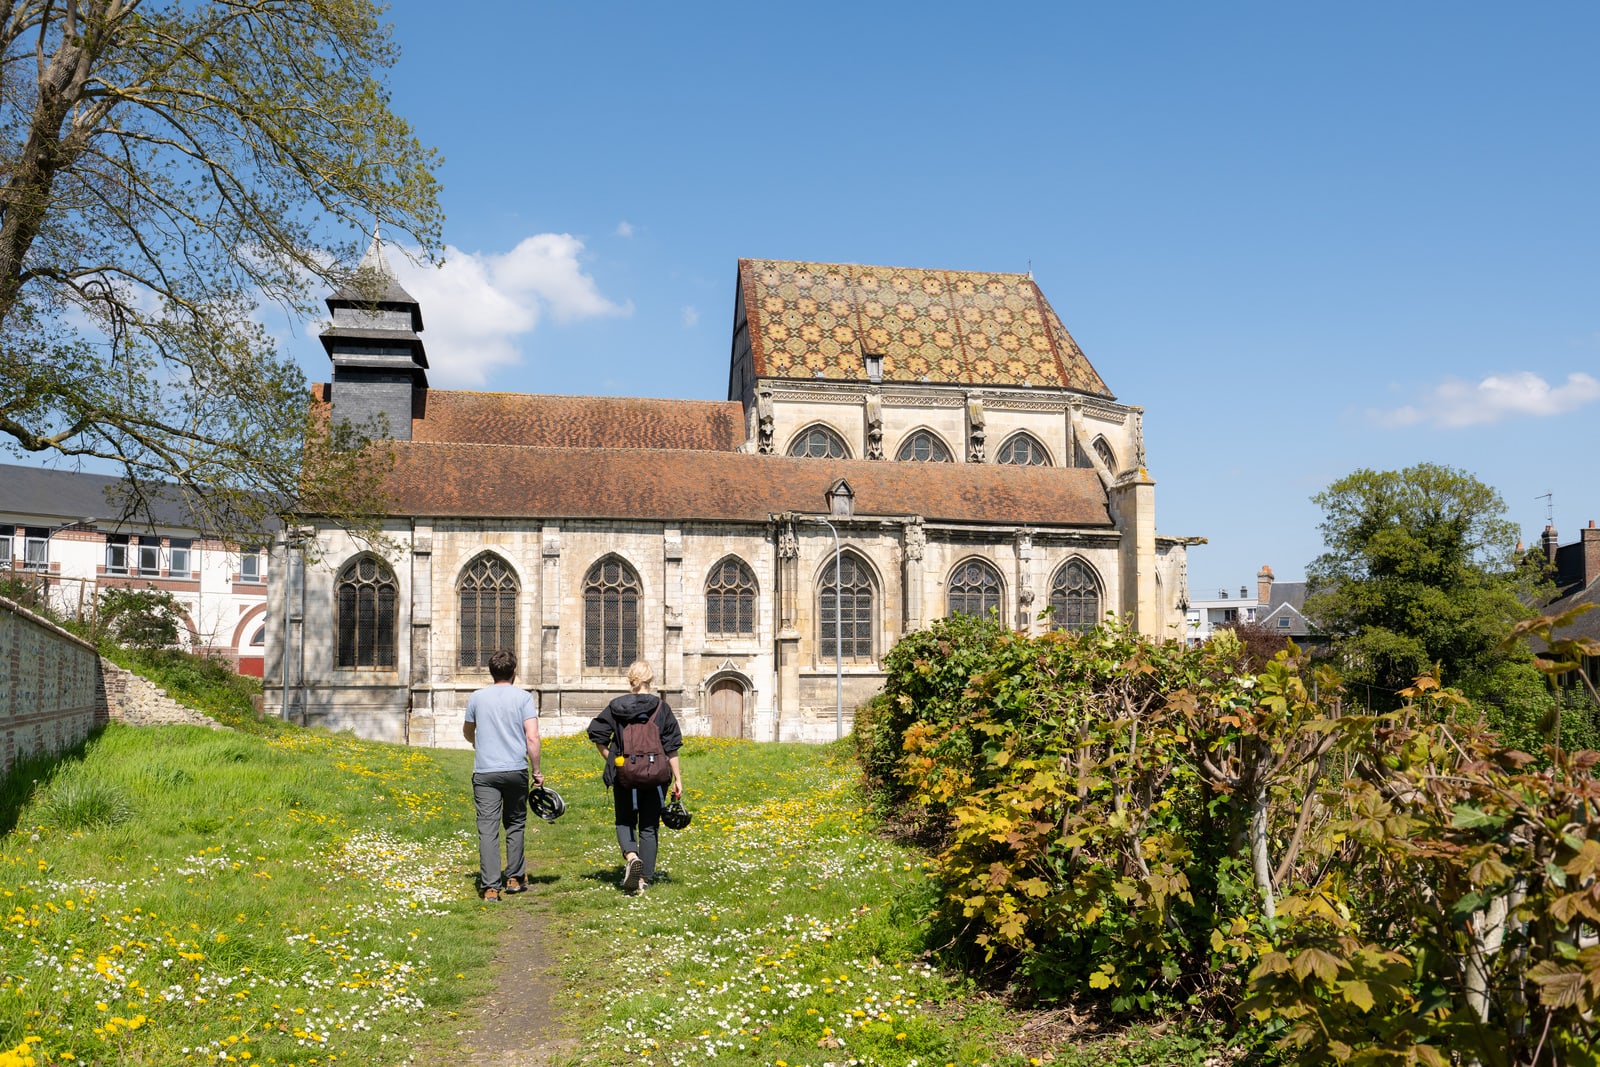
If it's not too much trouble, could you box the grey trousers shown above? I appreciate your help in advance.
[473,770,528,890]
[614,784,663,881]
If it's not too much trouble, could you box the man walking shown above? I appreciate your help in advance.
[463,649,541,901]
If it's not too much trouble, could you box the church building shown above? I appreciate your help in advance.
[264,246,1198,744]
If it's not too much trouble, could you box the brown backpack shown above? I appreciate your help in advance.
[617,699,672,789]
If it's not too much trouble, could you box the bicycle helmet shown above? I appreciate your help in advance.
[662,798,692,830]
[528,785,566,822]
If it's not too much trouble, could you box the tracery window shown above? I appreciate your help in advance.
[336,556,397,669]
[818,554,875,661]
[1093,437,1118,472]
[705,557,757,637]
[896,429,954,462]
[1048,559,1102,633]
[996,432,1050,466]
[459,554,519,668]
[947,559,1003,618]
[787,425,850,459]
[584,557,640,669]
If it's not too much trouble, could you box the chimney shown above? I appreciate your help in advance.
[1584,520,1600,586]
[1542,524,1560,563]
[1257,565,1275,607]
[1240,585,1248,600]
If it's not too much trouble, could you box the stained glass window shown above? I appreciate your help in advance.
[459,554,519,668]
[584,557,640,668]
[948,560,1002,618]
[336,556,398,668]
[1048,559,1101,633]
[818,555,874,661]
[706,557,756,637]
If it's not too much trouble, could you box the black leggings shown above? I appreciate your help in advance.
[613,785,663,880]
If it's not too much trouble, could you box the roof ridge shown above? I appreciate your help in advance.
[739,256,1034,280]
[427,388,739,405]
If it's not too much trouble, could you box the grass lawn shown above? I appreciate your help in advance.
[1,721,1236,1066]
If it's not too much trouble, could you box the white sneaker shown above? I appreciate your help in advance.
[622,854,644,893]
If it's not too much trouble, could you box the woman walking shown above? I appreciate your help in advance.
[587,660,684,893]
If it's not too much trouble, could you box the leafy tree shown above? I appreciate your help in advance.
[1305,463,1543,715]
[0,0,442,540]
[97,586,183,648]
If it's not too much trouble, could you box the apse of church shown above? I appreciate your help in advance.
[264,250,1198,745]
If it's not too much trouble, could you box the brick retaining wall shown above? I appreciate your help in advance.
[1,595,104,777]
[1,596,226,777]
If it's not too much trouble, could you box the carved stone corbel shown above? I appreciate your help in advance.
[757,386,775,455]
[865,392,884,460]
[966,395,986,463]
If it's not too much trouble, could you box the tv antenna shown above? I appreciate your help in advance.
[1536,491,1554,525]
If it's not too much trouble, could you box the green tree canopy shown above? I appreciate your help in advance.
[0,0,443,540]
[1305,463,1537,708]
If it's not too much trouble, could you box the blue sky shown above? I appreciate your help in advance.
[56,3,1600,596]
[339,2,1600,597]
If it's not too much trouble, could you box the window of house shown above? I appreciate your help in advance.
[106,535,129,574]
[458,554,518,668]
[947,559,1002,618]
[138,540,161,575]
[0,525,11,565]
[169,538,192,576]
[335,556,397,669]
[249,625,266,646]
[584,557,640,669]
[22,527,49,571]
[818,554,874,661]
[1048,559,1102,632]
[1277,616,1292,629]
[895,430,953,463]
[787,425,849,459]
[705,557,757,637]
[996,432,1050,466]
[240,547,262,582]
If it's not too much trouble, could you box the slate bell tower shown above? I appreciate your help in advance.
[320,233,427,440]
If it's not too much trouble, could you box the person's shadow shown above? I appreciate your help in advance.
[579,867,673,890]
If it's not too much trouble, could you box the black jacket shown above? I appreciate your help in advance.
[587,693,683,787]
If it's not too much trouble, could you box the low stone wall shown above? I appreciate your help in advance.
[0,595,104,777]
[98,660,226,731]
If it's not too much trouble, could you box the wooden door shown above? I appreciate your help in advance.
[709,679,744,739]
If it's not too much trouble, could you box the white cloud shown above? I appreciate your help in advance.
[615,220,634,238]
[681,305,700,329]
[378,234,630,388]
[1373,371,1600,429]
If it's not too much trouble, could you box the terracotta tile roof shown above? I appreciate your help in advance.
[739,259,1112,397]
[380,443,1112,527]
[409,390,748,451]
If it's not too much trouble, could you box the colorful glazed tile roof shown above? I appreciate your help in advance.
[738,259,1112,397]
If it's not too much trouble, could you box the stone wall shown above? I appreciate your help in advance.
[98,659,225,730]
[0,595,103,777]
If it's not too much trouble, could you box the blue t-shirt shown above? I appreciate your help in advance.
[465,684,538,773]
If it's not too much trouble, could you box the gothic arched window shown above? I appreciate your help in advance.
[996,432,1051,466]
[787,424,850,459]
[896,429,954,463]
[705,557,757,637]
[459,554,519,668]
[584,557,641,669]
[1049,559,1102,633]
[947,559,1003,618]
[1093,437,1118,472]
[336,556,397,669]
[818,554,875,661]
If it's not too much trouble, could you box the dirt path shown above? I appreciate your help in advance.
[460,894,578,1066]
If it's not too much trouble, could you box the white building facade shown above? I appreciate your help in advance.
[0,464,270,675]
[266,253,1199,744]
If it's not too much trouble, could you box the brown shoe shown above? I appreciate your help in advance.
[505,876,525,894]
[482,887,501,902]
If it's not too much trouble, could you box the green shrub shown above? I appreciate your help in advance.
[38,775,134,830]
